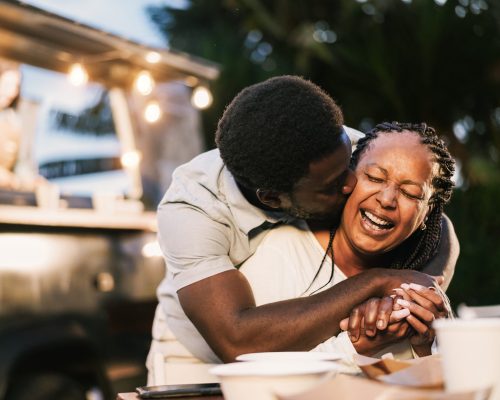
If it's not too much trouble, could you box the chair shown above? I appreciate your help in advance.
[151,352,219,385]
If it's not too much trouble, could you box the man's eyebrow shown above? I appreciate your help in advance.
[322,169,349,189]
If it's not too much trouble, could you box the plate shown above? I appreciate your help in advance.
[211,360,340,377]
[236,351,342,362]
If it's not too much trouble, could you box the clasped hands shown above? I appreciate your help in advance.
[340,282,449,357]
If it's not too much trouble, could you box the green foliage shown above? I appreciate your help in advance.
[149,0,500,185]
[446,184,500,306]
[149,0,500,305]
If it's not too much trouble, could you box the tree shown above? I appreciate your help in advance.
[149,0,500,186]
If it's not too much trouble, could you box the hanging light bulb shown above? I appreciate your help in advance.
[144,100,162,123]
[68,63,88,86]
[191,86,213,109]
[121,150,142,169]
[135,70,155,96]
[145,51,161,64]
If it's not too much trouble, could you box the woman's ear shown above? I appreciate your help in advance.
[420,204,434,230]
[256,189,283,209]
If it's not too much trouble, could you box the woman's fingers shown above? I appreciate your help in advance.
[406,315,436,346]
[389,307,410,323]
[340,317,349,331]
[404,283,445,311]
[400,286,440,316]
[392,288,412,302]
[396,298,436,324]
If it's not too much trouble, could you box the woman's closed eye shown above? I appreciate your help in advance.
[366,172,425,200]
[400,188,424,201]
[365,173,385,183]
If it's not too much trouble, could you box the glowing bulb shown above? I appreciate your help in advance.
[146,51,161,64]
[68,63,88,86]
[135,70,155,96]
[121,150,142,168]
[144,101,162,123]
[142,241,163,258]
[191,86,213,109]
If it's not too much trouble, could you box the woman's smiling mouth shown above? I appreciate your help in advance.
[360,209,395,233]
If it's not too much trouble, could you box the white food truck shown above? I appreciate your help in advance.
[0,1,219,399]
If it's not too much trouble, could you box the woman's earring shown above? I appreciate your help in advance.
[420,221,427,231]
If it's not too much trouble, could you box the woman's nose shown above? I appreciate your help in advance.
[341,169,357,195]
[376,183,398,209]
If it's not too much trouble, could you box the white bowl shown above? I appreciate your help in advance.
[210,360,337,400]
[236,351,342,362]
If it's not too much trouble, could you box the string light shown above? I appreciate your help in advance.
[191,86,213,109]
[144,100,162,123]
[121,150,142,168]
[135,70,155,96]
[145,51,161,64]
[68,63,88,86]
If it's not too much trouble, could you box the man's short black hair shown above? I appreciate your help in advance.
[215,75,344,193]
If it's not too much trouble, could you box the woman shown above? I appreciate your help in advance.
[240,121,456,358]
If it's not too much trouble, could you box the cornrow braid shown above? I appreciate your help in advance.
[350,122,455,270]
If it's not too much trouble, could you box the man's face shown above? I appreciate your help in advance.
[279,132,356,221]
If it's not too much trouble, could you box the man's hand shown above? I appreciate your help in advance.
[339,296,410,342]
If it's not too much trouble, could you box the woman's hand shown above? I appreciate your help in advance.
[371,268,444,298]
[394,283,449,352]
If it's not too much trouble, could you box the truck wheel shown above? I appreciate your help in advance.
[6,373,87,400]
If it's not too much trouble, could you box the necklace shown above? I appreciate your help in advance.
[303,226,336,296]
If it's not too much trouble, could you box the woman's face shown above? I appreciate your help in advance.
[341,131,435,255]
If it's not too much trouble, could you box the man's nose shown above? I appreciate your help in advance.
[377,183,398,209]
[341,169,357,195]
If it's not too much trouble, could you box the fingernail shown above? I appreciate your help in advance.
[393,308,410,318]
[397,299,411,307]
[409,283,424,292]
[377,320,385,329]
[401,283,410,290]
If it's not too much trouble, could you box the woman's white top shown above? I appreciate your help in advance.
[240,219,414,360]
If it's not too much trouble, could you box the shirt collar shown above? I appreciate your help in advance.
[221,166,291,235]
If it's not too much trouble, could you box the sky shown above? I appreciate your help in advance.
[23,0,188,47]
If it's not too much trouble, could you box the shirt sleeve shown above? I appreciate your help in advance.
[421,214,459,291]
[344,125,364,150]
[157,203,235,291]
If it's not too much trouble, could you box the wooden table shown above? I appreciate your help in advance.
[117,392,223,400]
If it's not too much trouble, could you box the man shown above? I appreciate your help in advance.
[148,76,458,380]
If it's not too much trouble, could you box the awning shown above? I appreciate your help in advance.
[0,0,220,86]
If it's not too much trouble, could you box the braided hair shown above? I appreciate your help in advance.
[350,122,455,270]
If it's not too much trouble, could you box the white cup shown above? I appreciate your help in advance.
[434,318,500,399]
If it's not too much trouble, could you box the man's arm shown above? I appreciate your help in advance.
[178,268,438,362]
[421,214,459,291]
[160,205,440,363]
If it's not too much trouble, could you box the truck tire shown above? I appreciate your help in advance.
[6,373,87,400]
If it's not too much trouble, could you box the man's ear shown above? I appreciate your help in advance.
[256,189,283,209]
